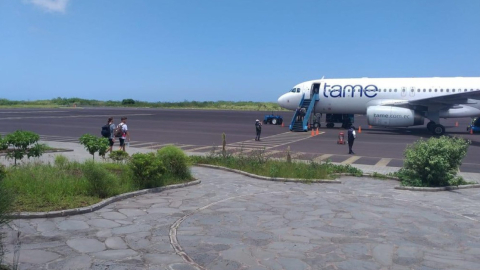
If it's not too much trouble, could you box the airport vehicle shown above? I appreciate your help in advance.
[467,117,480,134]
[263,113,283,125]
[325,113,354,128]
[278,77,480,134]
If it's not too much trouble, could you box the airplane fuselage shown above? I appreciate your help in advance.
[278,77,480,117]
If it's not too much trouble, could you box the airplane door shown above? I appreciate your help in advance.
[311,83,320,99]
[409,87,415,97]
[401,87,407,97]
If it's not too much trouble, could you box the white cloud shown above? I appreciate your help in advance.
[28,0,69,13]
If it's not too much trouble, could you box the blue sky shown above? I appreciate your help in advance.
[1,0,480,102]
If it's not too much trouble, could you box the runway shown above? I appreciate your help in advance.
[0,107,479,173]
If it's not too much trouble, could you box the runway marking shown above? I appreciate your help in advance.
[129,142,157,147]
[290,152,304,159]
[148,143,175,150]
[46,138,80,142]
[175,144,196,150]
[341,156,361,165]
[187,145,215,152]
[227,131,319,150]
[0,113,154,120]
[313,154,333,163]
[375,158,392,167]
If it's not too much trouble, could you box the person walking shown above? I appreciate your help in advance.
[255,119,262,141]
[107,117,115,153]
[347,125,356,154]
[296,107,301,121]
[300,107,306,121]
[118,117,130,151]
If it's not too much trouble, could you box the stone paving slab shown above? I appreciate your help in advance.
[1,166,480,270]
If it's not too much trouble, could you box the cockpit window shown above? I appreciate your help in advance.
[290,88,296,93]
[296,88,300,93]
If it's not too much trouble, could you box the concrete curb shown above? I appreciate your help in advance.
[8,180,201,219]
[195,164,341,184]
[395,184,480,192]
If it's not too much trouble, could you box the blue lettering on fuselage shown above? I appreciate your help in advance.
[323,84,378,98]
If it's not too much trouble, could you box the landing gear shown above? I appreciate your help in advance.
[427,121,445,135]
[431,124,445,135]
[313,122,320,129]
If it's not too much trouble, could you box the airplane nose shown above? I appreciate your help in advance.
[278,94,287,107]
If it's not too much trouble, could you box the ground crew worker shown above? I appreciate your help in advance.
[255,119,262,141]
[348,125,356,154]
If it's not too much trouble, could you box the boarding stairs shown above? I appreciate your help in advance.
[289,92,319,132]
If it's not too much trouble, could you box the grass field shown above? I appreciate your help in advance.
[0,98,286,111]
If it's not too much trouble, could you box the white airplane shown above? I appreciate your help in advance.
[277,77,480,135]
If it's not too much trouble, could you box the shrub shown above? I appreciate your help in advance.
[0,174,13,268]
[81,161,116,198]
[109,150,130,163]
[54,155,69,168]
[4,130,46,165]
[0,136,7,151]
[129,153,165,189]
[397,136,470,187]
[0,165,6,181]
[157,146,191,179]
[79,134,110,160]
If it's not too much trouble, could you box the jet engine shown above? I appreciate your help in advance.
[366,106,424,127]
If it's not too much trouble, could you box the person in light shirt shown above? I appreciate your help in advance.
[118,117,130,151]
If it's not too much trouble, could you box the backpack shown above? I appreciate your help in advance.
[101,124,110,138]
[114,124,123,138]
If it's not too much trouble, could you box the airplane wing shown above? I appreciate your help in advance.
[408,91,480,106]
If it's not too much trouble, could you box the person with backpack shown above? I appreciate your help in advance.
[347,125,356,154]
[103,117,116,153]
[101,117,116,153]
[116,117,130,151]
[255,119,262,141]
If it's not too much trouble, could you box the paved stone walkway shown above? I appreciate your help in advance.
[2,166,480,270]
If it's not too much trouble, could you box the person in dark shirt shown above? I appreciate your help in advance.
[347,125,356,154]
[255,119,262,141]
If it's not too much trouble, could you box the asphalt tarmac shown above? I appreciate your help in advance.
[0,107,479,172]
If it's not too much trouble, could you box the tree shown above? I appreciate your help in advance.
[79,134,110,161]
[122,99,135,105]
[4,130,46,165]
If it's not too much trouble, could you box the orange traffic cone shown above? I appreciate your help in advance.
[358,126,362,133]
[470,128,473,135]
[455,121,459,127]
[311,129,314,137]
[316,128,319,135]
[282,122,284,127]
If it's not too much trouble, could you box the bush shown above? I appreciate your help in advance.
[397,136,470,187]
[54,155,69,168]
[129,153,165,189]
[0,173,13,268]
[4,130,46,165]
[157,146,191,179]
[109,150,130,163]
[0,136,7,151]
[81,161,116,198]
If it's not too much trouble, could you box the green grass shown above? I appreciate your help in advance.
[190,153,363,180]
[1,160,193,212]
[0,98,286,111]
